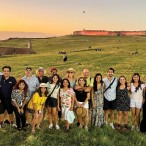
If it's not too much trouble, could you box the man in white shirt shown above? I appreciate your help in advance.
[103,68,118,129]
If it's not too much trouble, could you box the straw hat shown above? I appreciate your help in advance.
[66,110,75,124]
[76,107,86,117]
[36,67,46,74]
[67,68,75,73]
[39,83,47,88]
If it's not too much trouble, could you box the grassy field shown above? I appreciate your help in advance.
[0,35,146,146]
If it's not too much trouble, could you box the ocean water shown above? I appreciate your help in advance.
[0,31,53,40]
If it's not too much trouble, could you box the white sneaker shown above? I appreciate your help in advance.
[131,125,135,131]
[79,124,83,128]
[10,123,17,128]
[85,126,88,131]
[105,121,108,125]
[109,123,115,129]
[55,125,60,130]
[136,126,140,131]
[48,124,53,129]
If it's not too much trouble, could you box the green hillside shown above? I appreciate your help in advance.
[0,35,146,146]
[0,35,146,81]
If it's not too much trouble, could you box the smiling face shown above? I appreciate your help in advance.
[18,82,25,90]
[133,75,139,83]
[83,69,90,78]
[3,68,11,78]
[63,79,69,88]
[78,78,85,86]
[67,70,74,77]
[53,75,59,83]
[96,75,102,83]
[37,70,44,77]
[25,69,32,77]
[41,87,47,93]
[107,69,114,78]
[119,76,126,85]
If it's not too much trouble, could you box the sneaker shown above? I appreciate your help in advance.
[109,123,115,129]
[131,125,135,131]
[76,122,80,127]
[26,122,30,127]
[123,124,128,130]
[55,125,60,130]
[17,128,21,131]
[65,128,69,133]
[84,126,88,131]
[0,124,2,128]
[136,126,140,131]
[22,127,27,131]
[79,124,83,128]
[116,124,121,130]
[105,121,108,125]
[10,123,17,128]
[48,124,53,129]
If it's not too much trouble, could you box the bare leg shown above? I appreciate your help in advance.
[78,117,83,127]
[52,107,58,125]
[135,108,141,127]
[123,111,129,125]
[131,108,136,126]
[65,120,69,129]
[48,107,52,125]
[31,115,37,132]
[85,109,89,127]
[0,114,4,124]
[36,113,43,128]
[110,110,115,123]
[9,114,14,123]
[104,110,109,124]
[117,111,122,125]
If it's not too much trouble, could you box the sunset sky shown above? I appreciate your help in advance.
[0,0,146,35]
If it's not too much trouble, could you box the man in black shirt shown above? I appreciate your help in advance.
[36,67,48,84]
[0,66,16,128]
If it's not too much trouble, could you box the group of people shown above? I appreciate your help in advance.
[0,66,146,133]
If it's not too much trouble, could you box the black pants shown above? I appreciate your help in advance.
[13,106,26,129]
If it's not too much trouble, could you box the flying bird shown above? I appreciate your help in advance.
[83,11,85,13]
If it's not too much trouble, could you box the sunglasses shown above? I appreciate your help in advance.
[68,71,74,73]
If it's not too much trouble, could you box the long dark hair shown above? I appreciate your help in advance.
[37,87,48,97]
[131,73,142,91]
[117,76,127,89]
[14,79,28,97]
[60,78,70,88]
[50,74,60,87]
[93,73,104,91]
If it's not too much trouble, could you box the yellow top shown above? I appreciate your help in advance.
[86,77,94,87]
[27,92,47,111]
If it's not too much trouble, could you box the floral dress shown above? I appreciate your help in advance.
[60,88,75,120]
[91,86,104,127]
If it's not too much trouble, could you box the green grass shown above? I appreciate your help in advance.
[0,35,146,146]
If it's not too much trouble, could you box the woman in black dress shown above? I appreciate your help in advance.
[140,87,146,132]
[116,76,130,130]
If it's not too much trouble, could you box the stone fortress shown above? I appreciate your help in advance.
[73,29,146,36]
